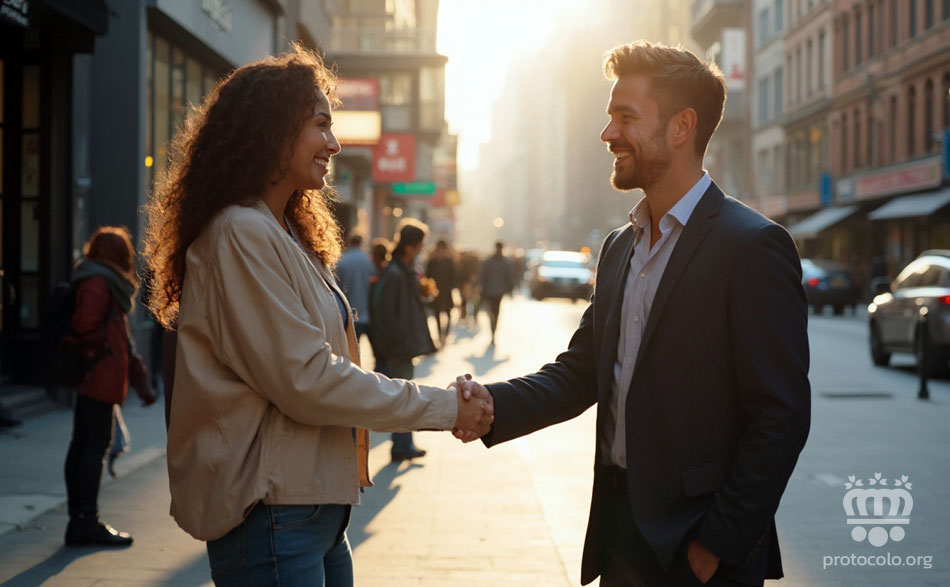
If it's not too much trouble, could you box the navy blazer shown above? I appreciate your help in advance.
[483,181,811,585]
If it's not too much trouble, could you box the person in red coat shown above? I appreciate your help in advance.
[63,226,156,547]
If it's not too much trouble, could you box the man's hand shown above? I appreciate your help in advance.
[450,375,493,441]
[686,539,720,584]
[449,374,494,442]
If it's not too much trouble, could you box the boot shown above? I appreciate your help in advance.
[65,516,133,547]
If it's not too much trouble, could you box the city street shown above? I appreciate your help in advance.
[1,294,948,586]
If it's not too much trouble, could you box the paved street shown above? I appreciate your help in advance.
[1,295,948,585]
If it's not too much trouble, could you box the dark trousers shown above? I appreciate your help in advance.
[375,358,416,453]
[599,467,761,587]
[484,296,503,335]
[64,394,115,518]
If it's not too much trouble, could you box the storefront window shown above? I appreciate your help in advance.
[20,275,39,329]
[186,58,202,110]
[22,66,39,128]
[380,73,412,131]
[154,37,170,175]
[20,201,39,272]
[171,48,185,135]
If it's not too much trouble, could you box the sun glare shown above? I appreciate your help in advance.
[437,0,581,169]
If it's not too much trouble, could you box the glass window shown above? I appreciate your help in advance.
[891,0,899,47]
[22,65,39,128]
[20,201,39,271]
[380,73,412,131]
[908,86,916,156]
[818,31,826,89]
[842,19,850,71]
[146,33,153,188]
[841,112,849,172]
[20,274,39,329]
[868,4,875,58]
[806,39,813,95]
[758,9,769,47]
[889,95,898,162]
[154,37,170,175]
[855,11,862,64]
[758,78,768,123]
[171,48,185,135]
[775,0,784,32]
[774,66,783,116]
[895,260,928,289]
[854,109,862,168]
[186,58,202,110]
[910,1,917,37]
[944,0,950,21]
[204,71,217,98]
[924,79,934,151]
[926,0,935,28]
[21,134,39,197]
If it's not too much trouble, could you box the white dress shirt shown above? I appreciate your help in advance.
[603,172,712,468]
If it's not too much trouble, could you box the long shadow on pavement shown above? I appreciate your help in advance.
[463,345,509,377]
[347,459,421,551]
[1,545,123,587]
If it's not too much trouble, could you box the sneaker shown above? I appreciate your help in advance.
[65,517,133,547]
[391,446,427,462]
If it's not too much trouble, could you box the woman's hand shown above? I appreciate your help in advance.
[450,375,494,442]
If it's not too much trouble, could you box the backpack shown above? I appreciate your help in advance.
[45,280,113,387]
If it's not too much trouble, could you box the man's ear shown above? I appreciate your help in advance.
[670,108,698,150]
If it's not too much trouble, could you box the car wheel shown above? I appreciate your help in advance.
[915,327,948,378]
[833,305,845,315]
[870,323,890,367]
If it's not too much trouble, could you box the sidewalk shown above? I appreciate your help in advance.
[0,300,597,586]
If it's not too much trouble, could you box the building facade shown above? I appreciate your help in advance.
[752,0,788,216]
[1,0,109,390]
[821,0,950,283]
[691,0,753,202]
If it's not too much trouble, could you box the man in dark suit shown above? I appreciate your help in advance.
[454,40,810,586]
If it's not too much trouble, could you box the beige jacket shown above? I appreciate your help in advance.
[167,201,457,541]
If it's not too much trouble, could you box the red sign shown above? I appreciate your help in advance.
[372,134,415,182]
[855,158,942,200]
[337,78,379,111]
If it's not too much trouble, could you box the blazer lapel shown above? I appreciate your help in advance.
[597,225,637,403]
[633,183,724,374]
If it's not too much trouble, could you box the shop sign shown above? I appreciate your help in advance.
[837,178,854,201]
[721,28,746,91]
[202,0,232,32]
[373,134,415,183]
[854,157,942,200]
[392,182,435,196]
[1,0,29,28]
[338,79,379,111]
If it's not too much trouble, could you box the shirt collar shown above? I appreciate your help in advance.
[628,171,712,232]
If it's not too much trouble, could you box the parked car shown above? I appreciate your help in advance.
[529,250,593,302]
[868,250,950,376]
[800,258,861,315]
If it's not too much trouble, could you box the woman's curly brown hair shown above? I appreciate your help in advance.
[145,44,342,329]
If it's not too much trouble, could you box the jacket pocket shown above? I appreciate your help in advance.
[680,459,730,498]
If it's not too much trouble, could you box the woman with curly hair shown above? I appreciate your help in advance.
[145,45,492,586]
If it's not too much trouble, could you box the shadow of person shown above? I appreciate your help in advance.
[347,458,422,551]
[463,345,508,377]
[2,545,120,587]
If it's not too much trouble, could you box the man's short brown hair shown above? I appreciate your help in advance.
[603,40,726,156]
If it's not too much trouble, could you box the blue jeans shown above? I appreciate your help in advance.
[206,502,353,586]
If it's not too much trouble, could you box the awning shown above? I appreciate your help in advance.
[787,205,859,239]
[868,189,950,220]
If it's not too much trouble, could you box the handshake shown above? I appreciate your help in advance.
[450,374,493,443]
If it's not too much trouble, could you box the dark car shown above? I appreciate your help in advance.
[801,259,861,315]
[868,251,950,376]
[529,251,593,302]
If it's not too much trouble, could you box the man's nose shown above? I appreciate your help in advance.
[600,121,617,143]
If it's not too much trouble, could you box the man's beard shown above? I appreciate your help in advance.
[610,130,671,192]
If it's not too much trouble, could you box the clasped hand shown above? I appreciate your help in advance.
[449,374,494,442]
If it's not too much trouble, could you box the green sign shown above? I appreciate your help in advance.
[392,182,436,196]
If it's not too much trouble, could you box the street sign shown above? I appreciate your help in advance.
[372,134,415,182]
[392,182,436,196]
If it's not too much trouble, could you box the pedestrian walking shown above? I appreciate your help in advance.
[370,219,438,462]
[335,233,376,341]
[478,241,515,346]
[144,46,491,587]
[63,226,157,547]
[426,239,459,345]
[455,40,810,587]
[457,250,481,327]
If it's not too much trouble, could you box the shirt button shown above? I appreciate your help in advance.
[639,273,645,279]
[634,316,640,323]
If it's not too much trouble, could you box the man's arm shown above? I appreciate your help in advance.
[693,223,811,567]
